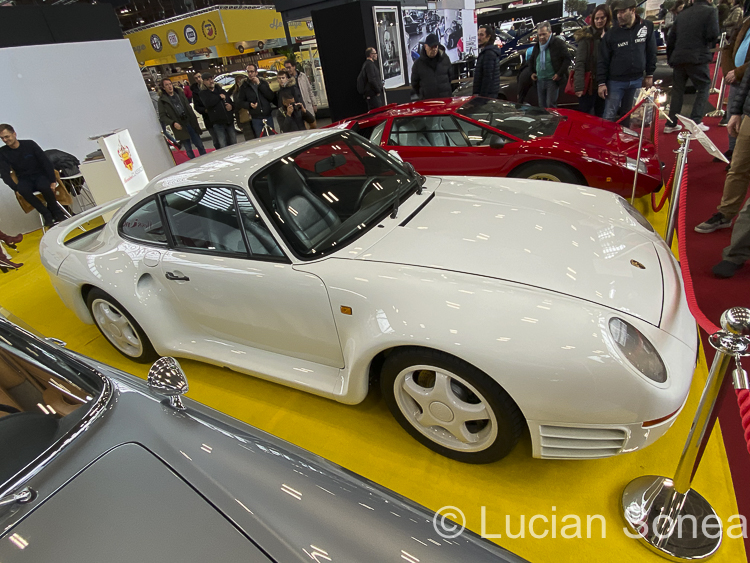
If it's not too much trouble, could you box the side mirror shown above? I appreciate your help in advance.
[489,135,506,149]
[388,149,404,163]
[148,357,188,410]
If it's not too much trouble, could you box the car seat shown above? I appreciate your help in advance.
[268,164,341,250]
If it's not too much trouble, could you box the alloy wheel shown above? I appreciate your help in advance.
[91,298,144,358]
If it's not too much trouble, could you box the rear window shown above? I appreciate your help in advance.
[456,98,561,141]
[120,198,167,245]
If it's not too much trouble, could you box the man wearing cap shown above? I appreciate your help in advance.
[597,0,657,123]
[411,34,453,100]
[198,72,236,149]
[663,0,719,133]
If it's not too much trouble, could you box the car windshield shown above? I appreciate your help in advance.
[0,319,105,489]
[251,132,417,259]
[456,98,561,140]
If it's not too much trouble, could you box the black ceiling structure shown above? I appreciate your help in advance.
[3,0,274,32]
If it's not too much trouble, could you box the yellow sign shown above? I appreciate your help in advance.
[127,8,315,63]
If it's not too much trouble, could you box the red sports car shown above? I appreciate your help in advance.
[329,96,662,198]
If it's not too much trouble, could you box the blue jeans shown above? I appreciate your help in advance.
[182,125,206,159]
[602,78,643,123]
[252,117,276,137]
[212,123,236,149]
[536,79,559,109]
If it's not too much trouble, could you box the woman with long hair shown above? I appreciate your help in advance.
[574,4,611,116]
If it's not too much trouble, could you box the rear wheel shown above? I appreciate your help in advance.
[380,348,524,464]
[86,288,157,363]
[510,161,583,184]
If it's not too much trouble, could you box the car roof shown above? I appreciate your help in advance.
[359,96,472,121]
[146,129,342,193]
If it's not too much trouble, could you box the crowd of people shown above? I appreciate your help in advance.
[153,59,319,157]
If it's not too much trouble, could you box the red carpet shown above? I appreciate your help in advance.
[657,112,750,558]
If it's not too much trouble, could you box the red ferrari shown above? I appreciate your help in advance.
[329,96,662,198]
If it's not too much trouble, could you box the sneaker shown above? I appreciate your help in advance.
[712,260,744,278]
[664,123,683,133]
[695,212,732,233]
[719,114,729,127]
[696,122,709,132]
[714,149,733,163]
[0,256,22,270]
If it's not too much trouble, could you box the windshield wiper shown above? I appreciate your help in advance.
[391,175,424,219]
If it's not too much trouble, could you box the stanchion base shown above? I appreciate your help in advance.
[706,110,725,117]
[709,88,720,94]
[622,476,722,561]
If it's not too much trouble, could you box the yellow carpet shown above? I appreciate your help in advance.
[2,198,746,562]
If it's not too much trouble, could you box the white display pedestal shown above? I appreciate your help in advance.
[80,129,150,207]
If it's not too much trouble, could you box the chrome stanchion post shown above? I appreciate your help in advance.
[622,307,750,561]
[664,131,691,248]
[630,105,648,204]
[707,77,727,117]
[710,33,726,94]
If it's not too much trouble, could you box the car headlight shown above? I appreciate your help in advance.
[625,157,648,174]
[609,318,667,383]
[618,196,655,233]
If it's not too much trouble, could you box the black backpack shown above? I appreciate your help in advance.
[356,63,367,95]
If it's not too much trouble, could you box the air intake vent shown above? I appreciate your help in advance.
[539,425,627,459]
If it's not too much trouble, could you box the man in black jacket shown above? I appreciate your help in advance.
[597,0,657,122]
[528,21,571,108]
[236,63,276,139]
[0,124,65,227]
[411,34,453,100]
[360,48,384,110]
[473,25,503,98]
[199,72,236,148]
[664,0,720,133]
[191,72,219,149]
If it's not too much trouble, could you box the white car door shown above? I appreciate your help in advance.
[156,186,344,368]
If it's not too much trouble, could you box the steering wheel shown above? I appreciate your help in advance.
[354,177,379,210]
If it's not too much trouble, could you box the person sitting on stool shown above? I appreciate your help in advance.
[0,124,66,227]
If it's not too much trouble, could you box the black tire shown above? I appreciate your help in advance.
[510,161,583,184]
[86,288,157,363]
[380,348,524,464]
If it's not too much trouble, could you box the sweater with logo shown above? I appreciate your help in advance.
[597,17,657,85]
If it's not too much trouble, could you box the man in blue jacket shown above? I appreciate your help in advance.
[597,0,657,123]
[664,0,720,133]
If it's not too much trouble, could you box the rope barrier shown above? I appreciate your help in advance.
[652,159,676,212]
[675,160,750,455]
[615,96,648,125]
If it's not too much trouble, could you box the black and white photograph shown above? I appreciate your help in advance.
[373,7,405,88]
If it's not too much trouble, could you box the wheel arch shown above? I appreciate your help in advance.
[508,158,588,186]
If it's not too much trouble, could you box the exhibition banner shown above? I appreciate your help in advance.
[127,8,315,64]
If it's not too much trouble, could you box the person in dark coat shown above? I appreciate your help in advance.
[597,0,657,123]
[664,0,720,132]
[198,72,236,149]
[236,63,277,139]
[277,96,316,132]
[473,25,503,98]
[528,21,571,108]
[276,71,304,109]
[191,72,219,149]
[411,34,453,100]
[0,124,65,227]
[360,47,384,110]
[157,78,205,159]
[574,5,611,116]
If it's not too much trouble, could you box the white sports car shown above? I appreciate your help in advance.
[41,129,698,464]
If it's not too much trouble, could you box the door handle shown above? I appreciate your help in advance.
[165,271,190,282]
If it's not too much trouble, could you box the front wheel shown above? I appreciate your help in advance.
[86,288,157,363]
[380,348,524,463]
[510,161,583,184]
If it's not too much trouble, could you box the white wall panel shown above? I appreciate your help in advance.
[0,39,174,234]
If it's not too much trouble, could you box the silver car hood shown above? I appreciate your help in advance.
[1,356,525,563]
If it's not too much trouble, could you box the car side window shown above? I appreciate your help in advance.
[120,198,167,245]
[162,187,248,256]
[234,191,284,257]
[455,117,503,147]
[388,116,468,148]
